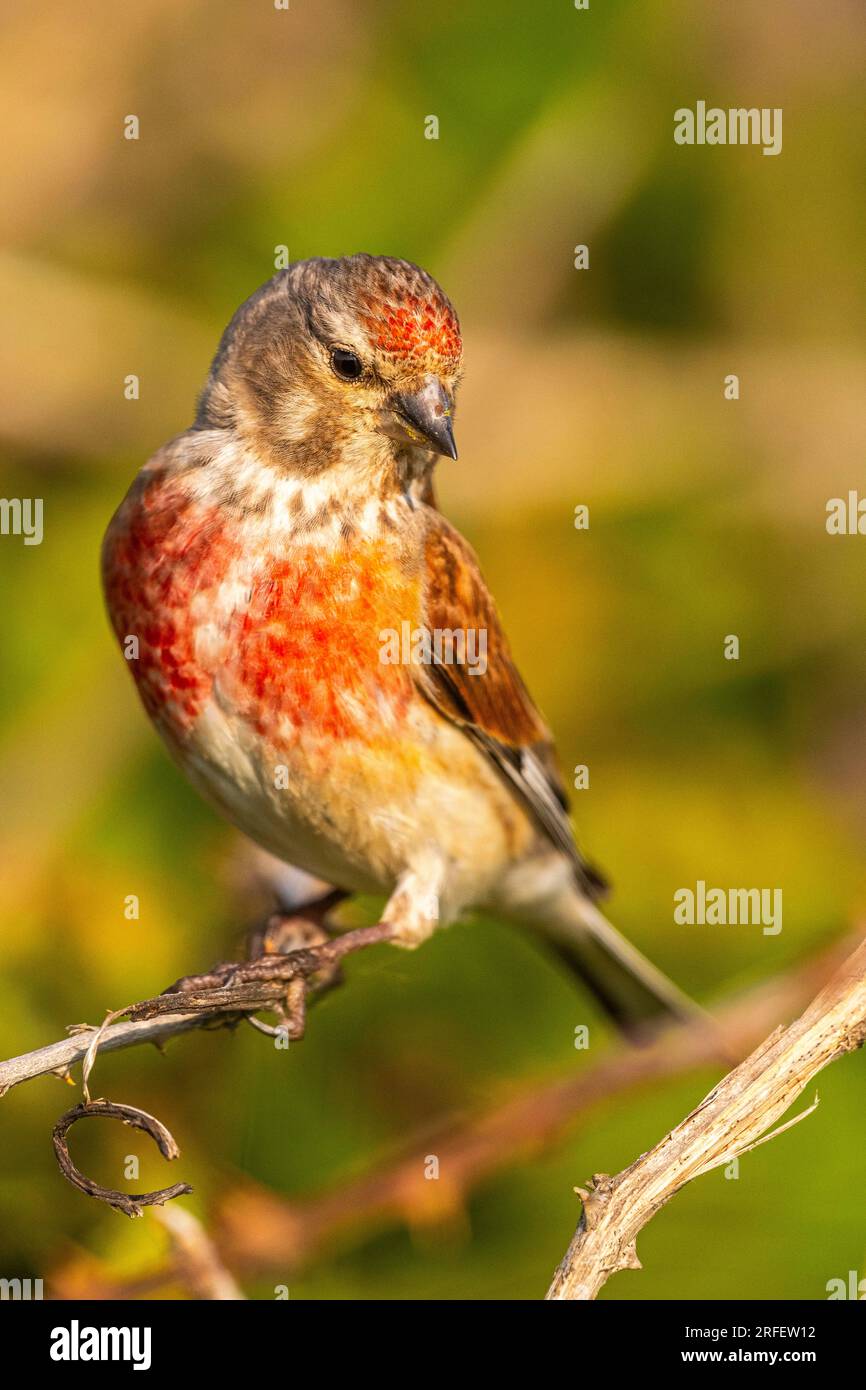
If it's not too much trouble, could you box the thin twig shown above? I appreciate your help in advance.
[0,922,395,1097]
[151,1206,246,1300]
[545,935,866,1300]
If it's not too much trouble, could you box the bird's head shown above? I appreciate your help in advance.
[198,255,463,490]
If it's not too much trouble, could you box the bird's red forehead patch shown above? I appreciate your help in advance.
[361,291,461,369]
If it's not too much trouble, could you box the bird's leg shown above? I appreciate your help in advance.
[381,857,444,948]
[161,867,439,1017]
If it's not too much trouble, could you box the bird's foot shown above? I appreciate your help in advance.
[158,890,350,1039]
[246,896,347,998]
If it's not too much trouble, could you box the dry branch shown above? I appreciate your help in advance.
[151,1206,246,1301]
[0,919,395,1214]
[0,921,394,1098]
[46,936,852,1296]
[546,935,866,1300]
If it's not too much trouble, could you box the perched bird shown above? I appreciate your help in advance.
[103,254,695,1035]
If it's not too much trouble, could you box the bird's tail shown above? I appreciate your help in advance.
[521,888,702,1039]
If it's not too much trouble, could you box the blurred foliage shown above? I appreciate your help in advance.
[1,0,865,1300]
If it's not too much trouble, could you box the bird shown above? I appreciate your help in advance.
[102,253,697,1036]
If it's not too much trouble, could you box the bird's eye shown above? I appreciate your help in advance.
[330,347,364,381]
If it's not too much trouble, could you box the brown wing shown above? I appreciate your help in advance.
[417,514,607,899]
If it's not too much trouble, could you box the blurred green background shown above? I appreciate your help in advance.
[1,0,865,1300]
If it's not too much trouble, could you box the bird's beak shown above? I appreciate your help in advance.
[390,376,458,460]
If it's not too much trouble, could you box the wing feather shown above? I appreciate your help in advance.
[417,514,607,900]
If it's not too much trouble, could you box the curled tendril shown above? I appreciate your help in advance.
[52,1100,193,1218]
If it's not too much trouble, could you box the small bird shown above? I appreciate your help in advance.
[103,254,695,1035]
